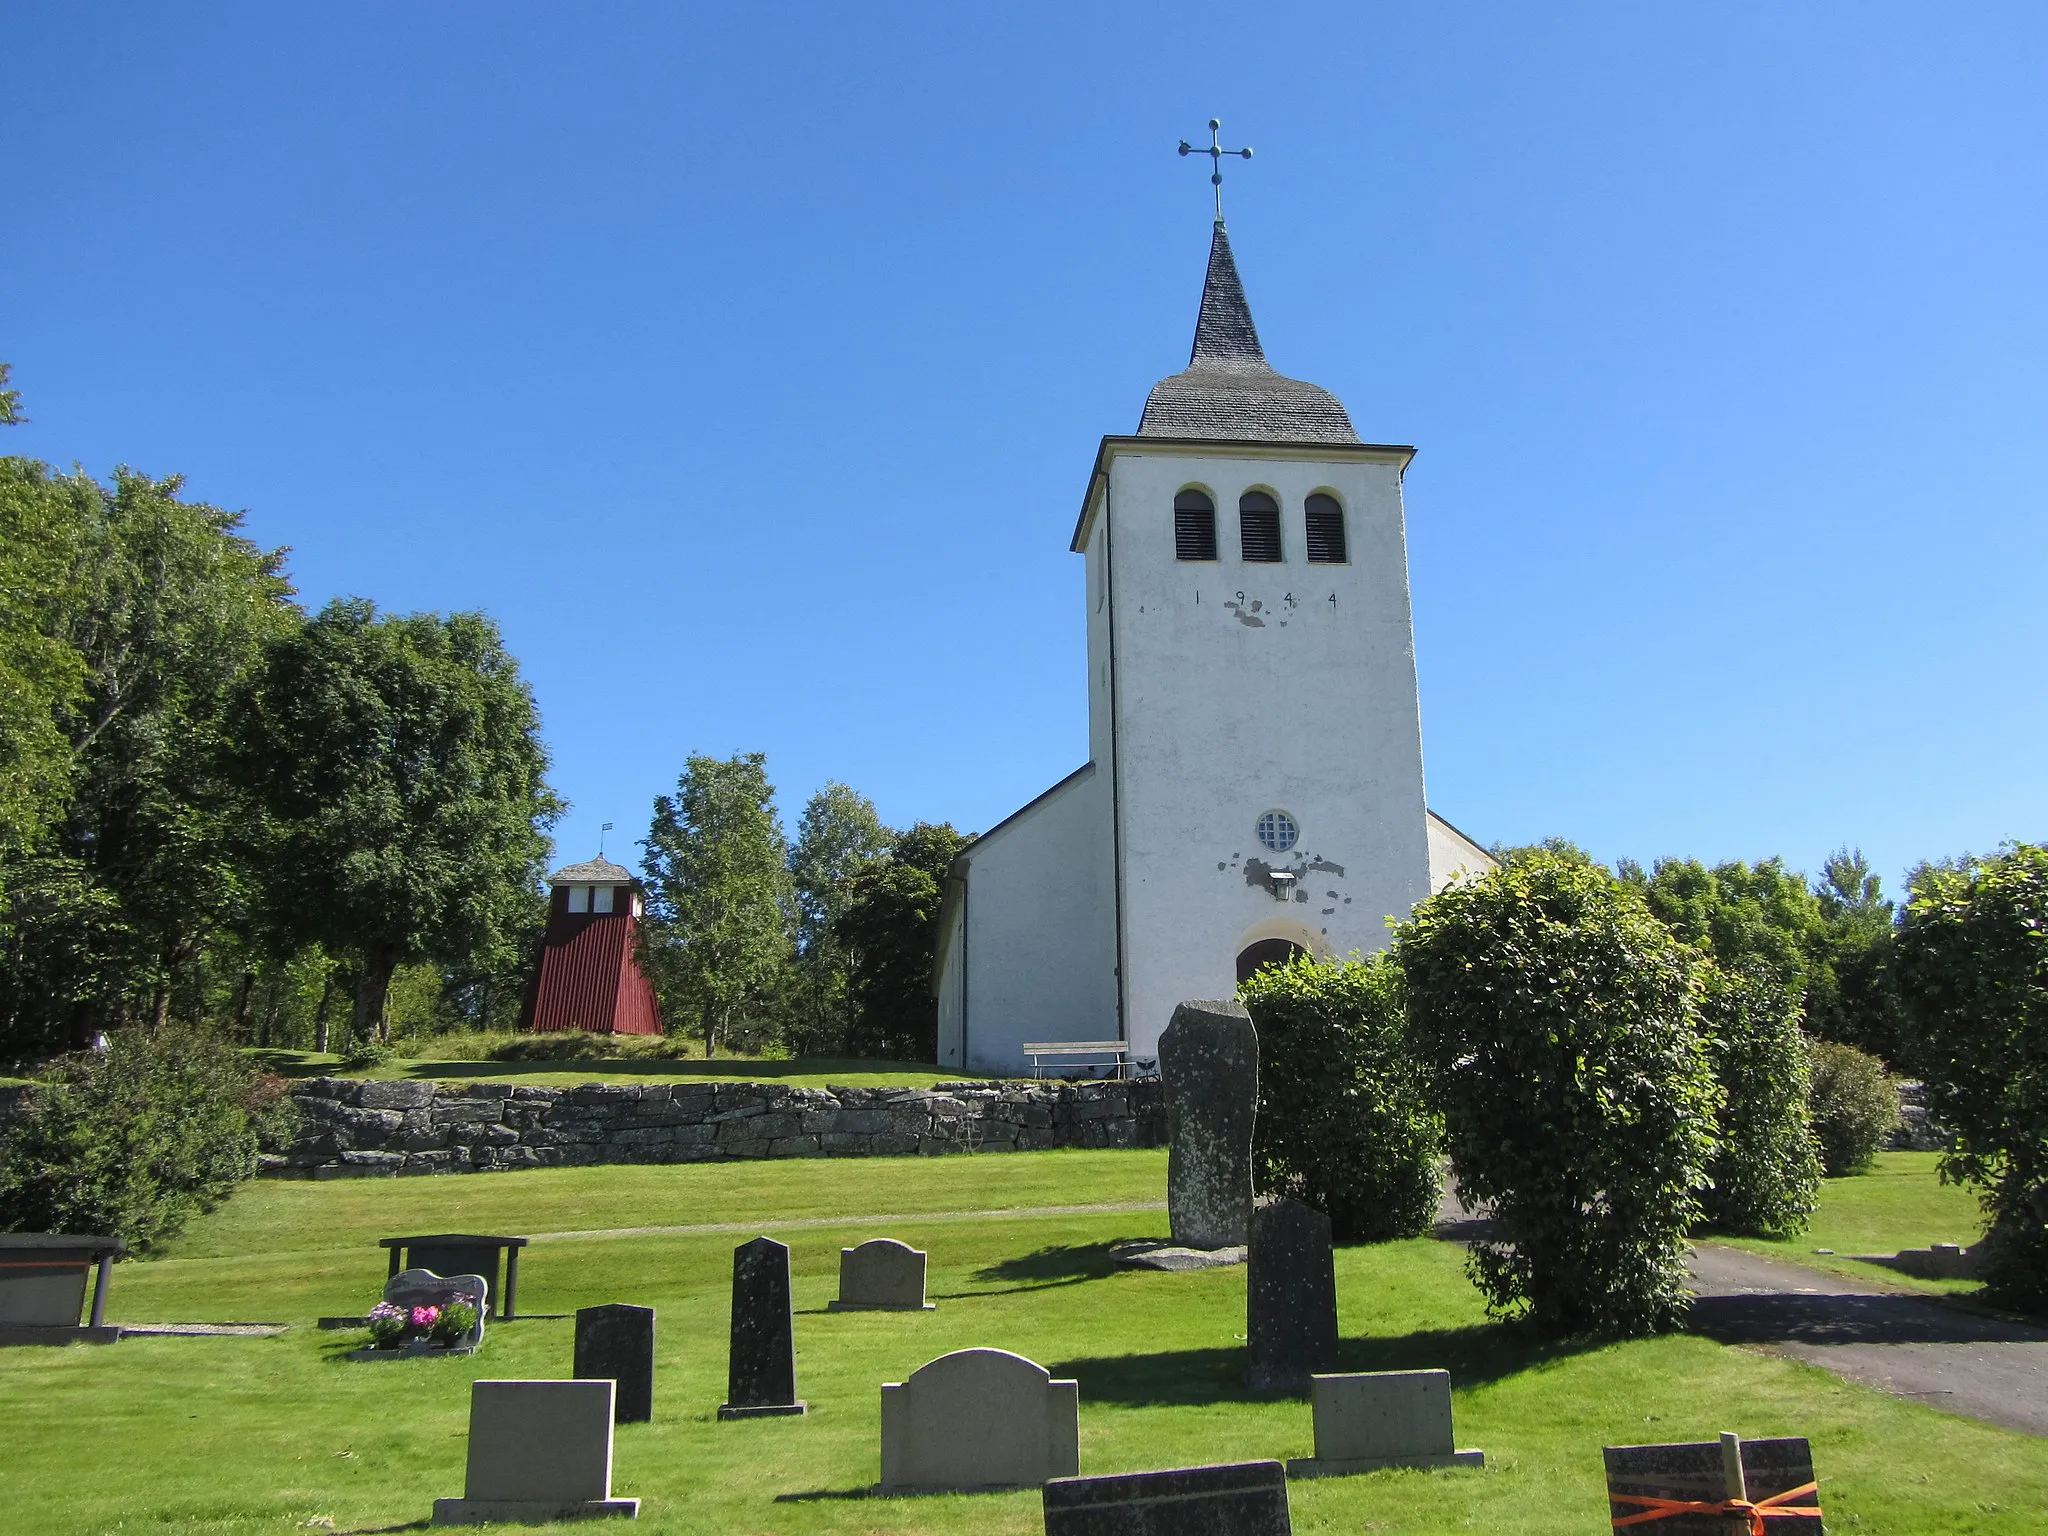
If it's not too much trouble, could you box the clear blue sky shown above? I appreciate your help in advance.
[8,3,2044,897]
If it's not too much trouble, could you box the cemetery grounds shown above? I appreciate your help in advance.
[1,1148,2042,1534]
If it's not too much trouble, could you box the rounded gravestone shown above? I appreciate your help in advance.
[1160,999,1259,1250]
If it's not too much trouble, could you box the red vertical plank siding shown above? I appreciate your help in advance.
[518,900,664,1036]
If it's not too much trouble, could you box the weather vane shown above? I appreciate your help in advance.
[1179,118,1252,224]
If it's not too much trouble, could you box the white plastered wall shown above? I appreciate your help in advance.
[1426,810,1497,892]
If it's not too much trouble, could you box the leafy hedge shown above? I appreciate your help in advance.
[0,1028,296,1251]
[1895,844,2048,1309]
[1697,963,1821,1237]
[1806,1040,1899,1176]
[1237,952,1440,1241]
[1397,852,1719,1336]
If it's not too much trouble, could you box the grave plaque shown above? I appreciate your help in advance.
[432,1379,638,1523]
[1286,1370,1483,1476]
[0,1233,123,1345]
[1043,1460,1291,1536]
[1244,1197,1338,1392]
[879,1348,1080,1492]
[829,1238,934,1311]
[349,1268,489,1359]
[718,1236,805,1418]
[1603,1433,1823,1535]
[1160,999,1259,1250]
[575,1304,656,1424]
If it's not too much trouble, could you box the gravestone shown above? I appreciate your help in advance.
[350,1268,489,1359]
[1043,1461,1290,1536]
[1244,1197,1338,1392]
[432,1378,639,1523]
[1603,1433,1823,1535]
[1159,999,1259,1250]
[1286,1370,1483,1475]
[575,1304,655,1424]
[0,1233,123,1346]
[828,1238,934,1311]
[718,1236,805,1418]
[879,1348,1080,1491]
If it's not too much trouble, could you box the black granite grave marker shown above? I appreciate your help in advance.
[1043,1460,1291,1536]
[574,1303,655,1424]
[1602,1434,1822,1534]
[718,1236,805,1418]
[1244,1197,1338,1392]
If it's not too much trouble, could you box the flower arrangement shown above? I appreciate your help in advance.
[364,1295,481,1350]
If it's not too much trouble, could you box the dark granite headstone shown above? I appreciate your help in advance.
[1160,999,1259,1250]
[574,1303,655,1424]
[1603,1435,1822,1535]
[718,1236,805,1418]
[1043,1460,1291,1536]
[1244,1197,1338,1393]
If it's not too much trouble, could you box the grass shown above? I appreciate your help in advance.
[1718,1152,1990,1294]
[251,1047,979,1090]
[3,1151,2043,1534]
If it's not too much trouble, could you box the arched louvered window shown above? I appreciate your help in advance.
[1174,489,1218,561]
[1239,490,1282,562]
[1305,493,1347,563]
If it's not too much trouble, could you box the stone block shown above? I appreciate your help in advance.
[1285,1371,1483,1475]
[1161,999,1258,1249]
[337,1151,405,1176]
[879,1348,1079,1491]
[434,1100,504,1126]
[1043,1460,1290,1536]
[357,1079,435,1110]
[432,1379,637,1523]
[575,1304,655,1424]
[768,1135,821,1157]
[828,1239,933,1311]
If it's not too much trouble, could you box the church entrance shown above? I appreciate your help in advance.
[1236,938,1307,984]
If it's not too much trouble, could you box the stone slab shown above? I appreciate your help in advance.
[1043,1459,1290,1536]
[721,1236,805,1416]
[452,1379,620,1510]
[828,1238,934,1310]
[1160,1000,1258,1251]
[1110,1240,1246,1271]
[879,1348,1080,1491]
[575,1304,656,1424]
[1282,1370,1483,1475]
[1244,1198,1338,1393]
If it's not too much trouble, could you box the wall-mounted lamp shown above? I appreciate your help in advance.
[1266,870,1297,903]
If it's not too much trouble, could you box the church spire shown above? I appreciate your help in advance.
[1188,221,1267,370]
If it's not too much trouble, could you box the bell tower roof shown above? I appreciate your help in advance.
[1137,222,1360,445]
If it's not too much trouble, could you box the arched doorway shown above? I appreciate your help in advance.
[1236,937,1307,985]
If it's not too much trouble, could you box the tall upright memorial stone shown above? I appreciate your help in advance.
[718,1237,805,1418]
[1160,999,1259,1251]
[1245,1197,1339,1392]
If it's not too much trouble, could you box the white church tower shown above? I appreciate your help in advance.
[933,215,1491,1077]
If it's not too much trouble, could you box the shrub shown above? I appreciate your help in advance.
[1697,962,1821,1237]
[337,1039,394,1071]
[0,1028,297,1251]
[1806,1040,1900,1176]
[1237,952,1441,1241]
[1894,844,2048,1309]
[1396,852,1720,1337]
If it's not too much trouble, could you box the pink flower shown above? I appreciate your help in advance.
[411,1305,440,1327]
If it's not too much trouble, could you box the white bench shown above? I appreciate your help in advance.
[1023,1041,1133,1080]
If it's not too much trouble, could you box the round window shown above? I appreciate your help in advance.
[1256,810,1299,853]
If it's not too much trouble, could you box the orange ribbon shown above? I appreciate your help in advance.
[1610,1480,1822,1535]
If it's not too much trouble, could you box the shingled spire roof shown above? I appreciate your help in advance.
[1138,222,1360,444]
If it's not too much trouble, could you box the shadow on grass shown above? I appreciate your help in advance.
[919,1240,1136,1300]
[1050,1321,1601,1406]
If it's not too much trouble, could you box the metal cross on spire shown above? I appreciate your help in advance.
[1179,118,1253,224]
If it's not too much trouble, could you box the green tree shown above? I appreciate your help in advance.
[1238,952,1441,1241]
[1809,848,1904,1060]
[834,821,969,1062]
[0,457,85,879]
[234,599,561,1046]
[783,782,889,1052]
[1397,851,1720,1336]
[640,753,794,1057]
[1894,844,2048,1309]
[1697,961,1822,1238]
[1622,856,1826,994]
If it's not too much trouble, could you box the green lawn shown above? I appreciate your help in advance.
[254,1049,981,1090]
[3,1151,2042,1535]
[1719,1152,1990,1293]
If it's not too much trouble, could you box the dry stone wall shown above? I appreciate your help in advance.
[270,1076,1166,1178]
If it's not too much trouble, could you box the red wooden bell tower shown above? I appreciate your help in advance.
[518,855,663,1035]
